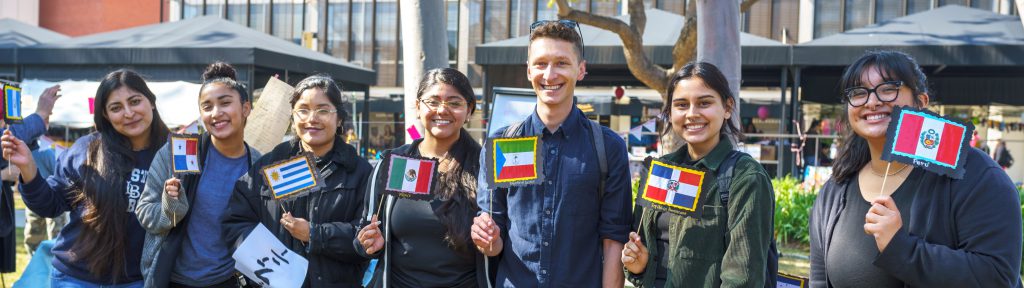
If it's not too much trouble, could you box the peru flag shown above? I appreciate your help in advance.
[891,111,965,168]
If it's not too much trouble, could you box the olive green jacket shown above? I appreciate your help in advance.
[626,139,774,288]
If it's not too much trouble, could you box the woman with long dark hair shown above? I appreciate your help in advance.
[136,62,261,288]
[2,69,171,286]
[355,68,492,287]
[222,74,372,287]
[808,50,1022,287]
[621,62,775,287]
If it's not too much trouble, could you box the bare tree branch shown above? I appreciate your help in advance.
[627,0,646,35]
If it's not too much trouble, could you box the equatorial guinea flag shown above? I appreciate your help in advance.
[643,160,705,212]
[494,137,538,182]
[386,155,435,195]
[891,110,966,168]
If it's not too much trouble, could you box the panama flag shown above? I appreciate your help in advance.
[4,84,22,121]
[642,160,705,213]
[263,156,318,199]
[891,110,966,168]
[494,137,538,182]
[385,154,435,195]
[171,136,200,173]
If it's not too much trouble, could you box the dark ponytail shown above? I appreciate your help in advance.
[200,61,250,103]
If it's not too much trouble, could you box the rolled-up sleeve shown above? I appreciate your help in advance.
[598,129,631,244]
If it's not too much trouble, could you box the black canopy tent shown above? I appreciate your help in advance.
[793,5,1024,106]
[0,16,377,149]
[0,18,70,79]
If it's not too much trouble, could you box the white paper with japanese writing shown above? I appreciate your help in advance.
[232,223,308,287]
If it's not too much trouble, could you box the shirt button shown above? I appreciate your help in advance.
[541,269,547,274]
[549,149,556,155]
[543,241,549,246]
[546,180,553,185]
[545,209,551,215]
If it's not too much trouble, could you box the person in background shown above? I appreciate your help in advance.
[136,62,262,288]
[223,74,373,287]
[994,139,1013,170]
[3,69,171,286]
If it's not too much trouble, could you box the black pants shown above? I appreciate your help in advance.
[169,278,239,288]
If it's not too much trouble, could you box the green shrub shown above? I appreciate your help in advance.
[774,176,818,246]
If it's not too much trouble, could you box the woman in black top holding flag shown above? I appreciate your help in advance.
[621,62,775,287]
[222,74,372,287]
[808,50,1022,287]
[354,68,493,288]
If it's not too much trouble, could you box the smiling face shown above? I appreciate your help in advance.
[527,37,586,108]
[104,86,155,146]
[292,88,339,152]
[847,65,928,143]
[199,83,250,141]
[669,77,732,149]
[417,83,469,142]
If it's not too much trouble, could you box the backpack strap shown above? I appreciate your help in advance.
[717,150,743,207]
[502,121,526,138]
[716,149,779,288]
[589,120,608,200]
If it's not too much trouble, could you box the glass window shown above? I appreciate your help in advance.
[536,0,557,21]
[374,0,398,86]
[484,0,509,43]
[205,0,225,17]
[772,0,800,43]
[744,0,772,38]
[939,0,968,7]
[327,0,350,59]
[875,0,902,23]
[907,0,932,14]
[511,0,537,37]
[447,0,459,62]
[814,0,841,38]
[273,0,304,44]
[970,0,995,10]
[351,0,373,68]
[227,0,248,26]
[184,0,202,19]
[170,0,183,21]
[843,0,870,31]
[250,0,268,33]
[656,0,687,15]
[590,0,620,16]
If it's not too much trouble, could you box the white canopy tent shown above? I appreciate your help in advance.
[20,79,202,129]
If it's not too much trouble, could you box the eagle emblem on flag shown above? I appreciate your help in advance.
[376,152,438,201]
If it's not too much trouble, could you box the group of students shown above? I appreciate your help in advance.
[0,19,1020,288]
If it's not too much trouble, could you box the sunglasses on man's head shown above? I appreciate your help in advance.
[529,19,585,59]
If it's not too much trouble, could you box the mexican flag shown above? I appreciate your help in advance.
[495,138,537,181]
[386,156,434,194]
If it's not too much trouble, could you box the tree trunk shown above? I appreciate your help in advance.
[400,0,449,144]
[696,0,742,133]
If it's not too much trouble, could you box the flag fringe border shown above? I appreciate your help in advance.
[261,152,324,200]
[169,133,202,174]
[635,156,707,217]
[484,136,545,188]
[377,151,439,201]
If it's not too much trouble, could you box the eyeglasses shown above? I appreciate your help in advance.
[420,99,467,111]
[529,19,585,59]
[293,108,338,120]
[843,81,903,107]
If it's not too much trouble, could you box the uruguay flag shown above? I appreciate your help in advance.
[263,156,318,199]
[891,110,966,168]
[644,162,704,211]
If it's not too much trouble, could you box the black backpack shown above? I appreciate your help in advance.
[717,150,778,288]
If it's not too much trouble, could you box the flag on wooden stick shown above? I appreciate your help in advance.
[882,105,974,179]
[485,136,544,187]
[379,153,438,201]
[262,154,322,200]
[635,157,707,217]
[171,134,200,174]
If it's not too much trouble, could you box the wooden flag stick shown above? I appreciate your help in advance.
[279,201,288,214]
[169,153,176,228]
[635,209,648,235]
[373,194,386,219]
[879,161,892,198]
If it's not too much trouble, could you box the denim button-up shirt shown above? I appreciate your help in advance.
[477,106,632,287]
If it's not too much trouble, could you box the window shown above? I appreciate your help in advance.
[907,0,933,14]
[447,0,459,63]
[875,0,902,23]
[374,0,398,86]
[272,0,304,44]
[351,0,373,67]
[327,0,350,59]
[656,0,687,15]
[250,0,269,33]
[205,0,225,17]
[511,0,537,37]
[484,0,509,43]
[590,0,620,15]
[184,0,202,19]
[970,0,996,10]
[813,0,841,38]
[226,0,248,26]
[843,0,871,31]
[536,0,557,21]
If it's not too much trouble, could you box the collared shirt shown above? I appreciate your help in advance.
[477,105,632,287]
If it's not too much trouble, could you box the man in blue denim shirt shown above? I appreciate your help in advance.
[471,21,632,287]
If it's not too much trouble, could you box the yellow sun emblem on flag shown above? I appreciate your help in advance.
[271,171,281,182]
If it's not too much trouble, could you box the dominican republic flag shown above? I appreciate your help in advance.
[171,135,200,173]
[882,106,974,179]
[493,137,539,183]
[3,84,22,122]
[637,158,706,216]
[262,155,319,199]
[383,153,436,200]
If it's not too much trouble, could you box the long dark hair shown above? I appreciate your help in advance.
[417,68,480,251]
[290,74,350,135]
[72,69,170,280]
[831,50,929,183]
[661,62,743,143]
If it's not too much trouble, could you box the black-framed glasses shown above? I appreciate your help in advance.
[843,81,903,107]
[529,19,585,59]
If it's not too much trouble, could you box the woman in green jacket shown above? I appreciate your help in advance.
[621,61,775,287]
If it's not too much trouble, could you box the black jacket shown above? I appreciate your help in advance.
[357,138,497,288]
[223,137,373,288]
[809,148,1023,287]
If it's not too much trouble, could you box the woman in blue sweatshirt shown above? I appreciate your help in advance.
[1,69,171,287]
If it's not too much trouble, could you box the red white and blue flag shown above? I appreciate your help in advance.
[882,106,974,179]
[171,134,200,174]
[636,157,706,216]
